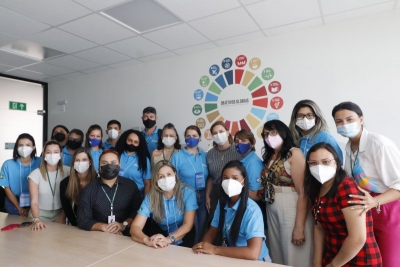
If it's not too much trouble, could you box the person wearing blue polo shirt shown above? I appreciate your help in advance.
[171,125,208,244]
[115,129,151,197]
[85,124,103,172]
[141,107,160,155]
[0,133,41,216]
[62,129,84,167]
[103,120,122,149]
[131,161,197,248]
[193,160,271,262]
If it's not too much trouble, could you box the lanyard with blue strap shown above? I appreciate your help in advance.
[164,198,182,245]
[222,209,237,247]
[19,160,32,207]
[186,152,205,190]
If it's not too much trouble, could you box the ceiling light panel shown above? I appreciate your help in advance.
[101,0,181,33]
[1,40,66,61]
[0,0,92,26]
[158,0,241,21]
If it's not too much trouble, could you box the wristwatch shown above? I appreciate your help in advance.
[123,221,128,230]
[169,234,176,243]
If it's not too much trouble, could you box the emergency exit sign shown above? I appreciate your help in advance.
[9,101,27,111]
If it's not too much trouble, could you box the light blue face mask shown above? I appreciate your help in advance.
[336,122,361,138]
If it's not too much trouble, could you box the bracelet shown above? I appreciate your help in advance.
[32,217,40,223]
[374,197,381,214]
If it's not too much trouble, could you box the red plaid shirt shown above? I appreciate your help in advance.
[313,177,381,267]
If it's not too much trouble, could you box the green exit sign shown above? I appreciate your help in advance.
[9,101,27,111]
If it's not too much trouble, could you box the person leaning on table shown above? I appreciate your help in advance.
[130,161,197,248]
[77,149,142,236]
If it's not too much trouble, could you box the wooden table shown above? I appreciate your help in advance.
[0,213,287,267]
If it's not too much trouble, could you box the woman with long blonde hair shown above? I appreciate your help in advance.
[28,140,70,230]
[130,161,198,248]
[60,147,96,226]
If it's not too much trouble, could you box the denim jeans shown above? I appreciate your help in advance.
[194,189,207,243]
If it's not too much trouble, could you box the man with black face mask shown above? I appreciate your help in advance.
[141,106,160,155]
[51,125,69,148]
[62,129,84,167]
[77,150,141,236]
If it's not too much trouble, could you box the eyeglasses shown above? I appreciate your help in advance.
[296,113,315,120]
[262,129,278,137]
[307,159,335,167]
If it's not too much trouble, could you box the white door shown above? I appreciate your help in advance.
[0,76,45,166]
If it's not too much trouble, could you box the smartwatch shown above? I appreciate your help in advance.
[169,234,176,243]
[123,221,128,230]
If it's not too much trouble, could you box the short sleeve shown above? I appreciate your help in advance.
[336,178,361,209]
[28,168,41,185]
[183,187,198,212]
[211,201,221,228]
[243,204,265,241]
[137,194,151,218]
[247,159,263,191]
[0,161,11,187]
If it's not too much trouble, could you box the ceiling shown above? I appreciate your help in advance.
[0,0,398,83]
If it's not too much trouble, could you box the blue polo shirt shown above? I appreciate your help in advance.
[300,130,343,163]
[241,151,263,191]
[90,149,103,172]
[62,146,74,167]
[142,126,159,155]
[170,147,208,190]
[119,151,151,190]
[138,186,198,232]
[0,157,41,196]
[103,140,115,150]
[211,198,269,261]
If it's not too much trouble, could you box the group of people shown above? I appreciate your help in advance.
[1,101,399,266]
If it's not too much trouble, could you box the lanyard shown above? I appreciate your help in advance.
[46,169,59,198]
[349,149,359,179]
[101,181,119,215]
[162,149,175,161]
[186,153,204,173]
[19,159,32,195]
[222,209,237,246]
[164,198,178,234]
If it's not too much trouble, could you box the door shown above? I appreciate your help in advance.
[0,75,47,166]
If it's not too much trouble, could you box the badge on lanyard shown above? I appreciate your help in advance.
[195,172,205,190]
[19,192,30,207]
[108,215,116,224]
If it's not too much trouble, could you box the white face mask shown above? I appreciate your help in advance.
[45,153,61,166]
[74,162,90,173]
[336,122,361,138]
[310,165,336,184]
[213,132,228,146]
[108,129,119,140]
[222,179,243,197]
[162,137,176,147]
[296,118,315,131]
[18,146,33,158]
[157,176,176,191]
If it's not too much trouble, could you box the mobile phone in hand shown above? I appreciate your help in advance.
[18,222,33,228]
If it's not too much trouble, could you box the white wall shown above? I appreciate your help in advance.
[48,9,400,155]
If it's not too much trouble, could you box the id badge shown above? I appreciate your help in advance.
[195,172,205,190]
[265,189,270,203]
[108,215,115,224]
[118,168,125,177]
[19,192,30,207]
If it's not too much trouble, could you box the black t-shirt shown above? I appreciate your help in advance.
[60,176,78,226]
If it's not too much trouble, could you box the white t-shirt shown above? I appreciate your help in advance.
[28,166,70,210]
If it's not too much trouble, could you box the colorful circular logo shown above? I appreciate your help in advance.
[196,118,206,129]
[204,129,213,141]
[266,112,279,121]
[193,55,283,136]
[199,76,210,87]
[209,64,220,76]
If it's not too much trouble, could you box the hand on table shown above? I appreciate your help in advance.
[32,220,47,231]
[192,242,216,255]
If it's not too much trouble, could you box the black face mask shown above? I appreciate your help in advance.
[142,119,156,129]
[53,132,66,142]
[100,164,120,180]
[66,139,82,150]
[126,144,139,152]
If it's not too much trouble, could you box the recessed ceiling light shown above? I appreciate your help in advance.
[101,0,182,34]
[0,40,65,61]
